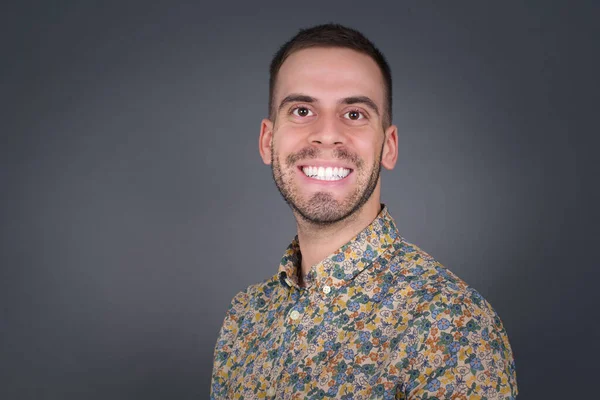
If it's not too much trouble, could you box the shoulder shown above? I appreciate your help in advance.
[392,239,510,337]
[389,239,518,397]
[215,274,281,344]
[225,274,282,315]
[391,238,491,310]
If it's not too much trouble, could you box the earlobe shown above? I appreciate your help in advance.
[381,125,398,170]
[259,118,274,165]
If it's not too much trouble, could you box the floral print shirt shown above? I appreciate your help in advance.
[211,206,518,399]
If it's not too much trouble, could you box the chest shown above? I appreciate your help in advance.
[226,284,416,399]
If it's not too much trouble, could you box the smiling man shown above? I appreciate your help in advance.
[211,24,518,399]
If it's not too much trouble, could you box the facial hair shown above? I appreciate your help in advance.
[271,143,383,225]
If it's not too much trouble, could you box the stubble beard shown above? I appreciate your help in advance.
[271,143,383,226]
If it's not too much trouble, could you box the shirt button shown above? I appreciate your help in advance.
[266,387,276,397]
[289,310,300,320]
[322,285,331,294]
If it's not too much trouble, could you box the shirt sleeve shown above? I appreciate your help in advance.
[210,290,249,399]
[398,288,518,399]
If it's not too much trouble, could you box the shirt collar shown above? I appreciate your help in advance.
[278,204,402,290]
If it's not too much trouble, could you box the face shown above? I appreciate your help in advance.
[259,47,398,225]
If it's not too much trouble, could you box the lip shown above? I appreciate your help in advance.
[296,160,354,170]
[296,165,354,185]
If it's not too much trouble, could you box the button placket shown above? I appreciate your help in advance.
[288,285,311,323]
[263,285,300,397]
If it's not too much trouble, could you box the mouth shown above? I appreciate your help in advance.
[299,165,353,181]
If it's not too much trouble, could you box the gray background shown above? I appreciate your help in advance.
[1,1,598,398]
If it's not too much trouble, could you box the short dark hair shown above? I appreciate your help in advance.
[269,23,393,128]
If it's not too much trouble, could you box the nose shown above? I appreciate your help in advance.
[307,113,345,147]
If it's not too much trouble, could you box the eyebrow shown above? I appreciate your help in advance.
[277,93,380,117]
[341,96,380,116]
[278,94,316,112]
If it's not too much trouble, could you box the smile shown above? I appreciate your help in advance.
[301,166,352,181]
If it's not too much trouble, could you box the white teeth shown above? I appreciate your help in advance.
[301,166,351,181]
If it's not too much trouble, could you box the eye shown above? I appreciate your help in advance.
[292,107,314,117]
[344,110,365,120]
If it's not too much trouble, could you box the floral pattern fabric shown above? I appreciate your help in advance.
[211,206,518,399]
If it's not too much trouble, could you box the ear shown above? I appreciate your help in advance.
[381,124,398,170]
[259,118,274,165]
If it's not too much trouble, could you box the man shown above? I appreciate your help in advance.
[211,24,518,399]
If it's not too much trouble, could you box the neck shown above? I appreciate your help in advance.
[294,197,382,284]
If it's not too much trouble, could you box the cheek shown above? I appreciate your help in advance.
[274,130,306,154]
[353,137,380,160]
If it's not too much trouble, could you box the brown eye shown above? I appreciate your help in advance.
[344,110,364,120]
[292,107,313,117]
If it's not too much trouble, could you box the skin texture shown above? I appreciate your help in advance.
[259,47,398,283]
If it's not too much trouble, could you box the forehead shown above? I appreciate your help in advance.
[274,47,385,108]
